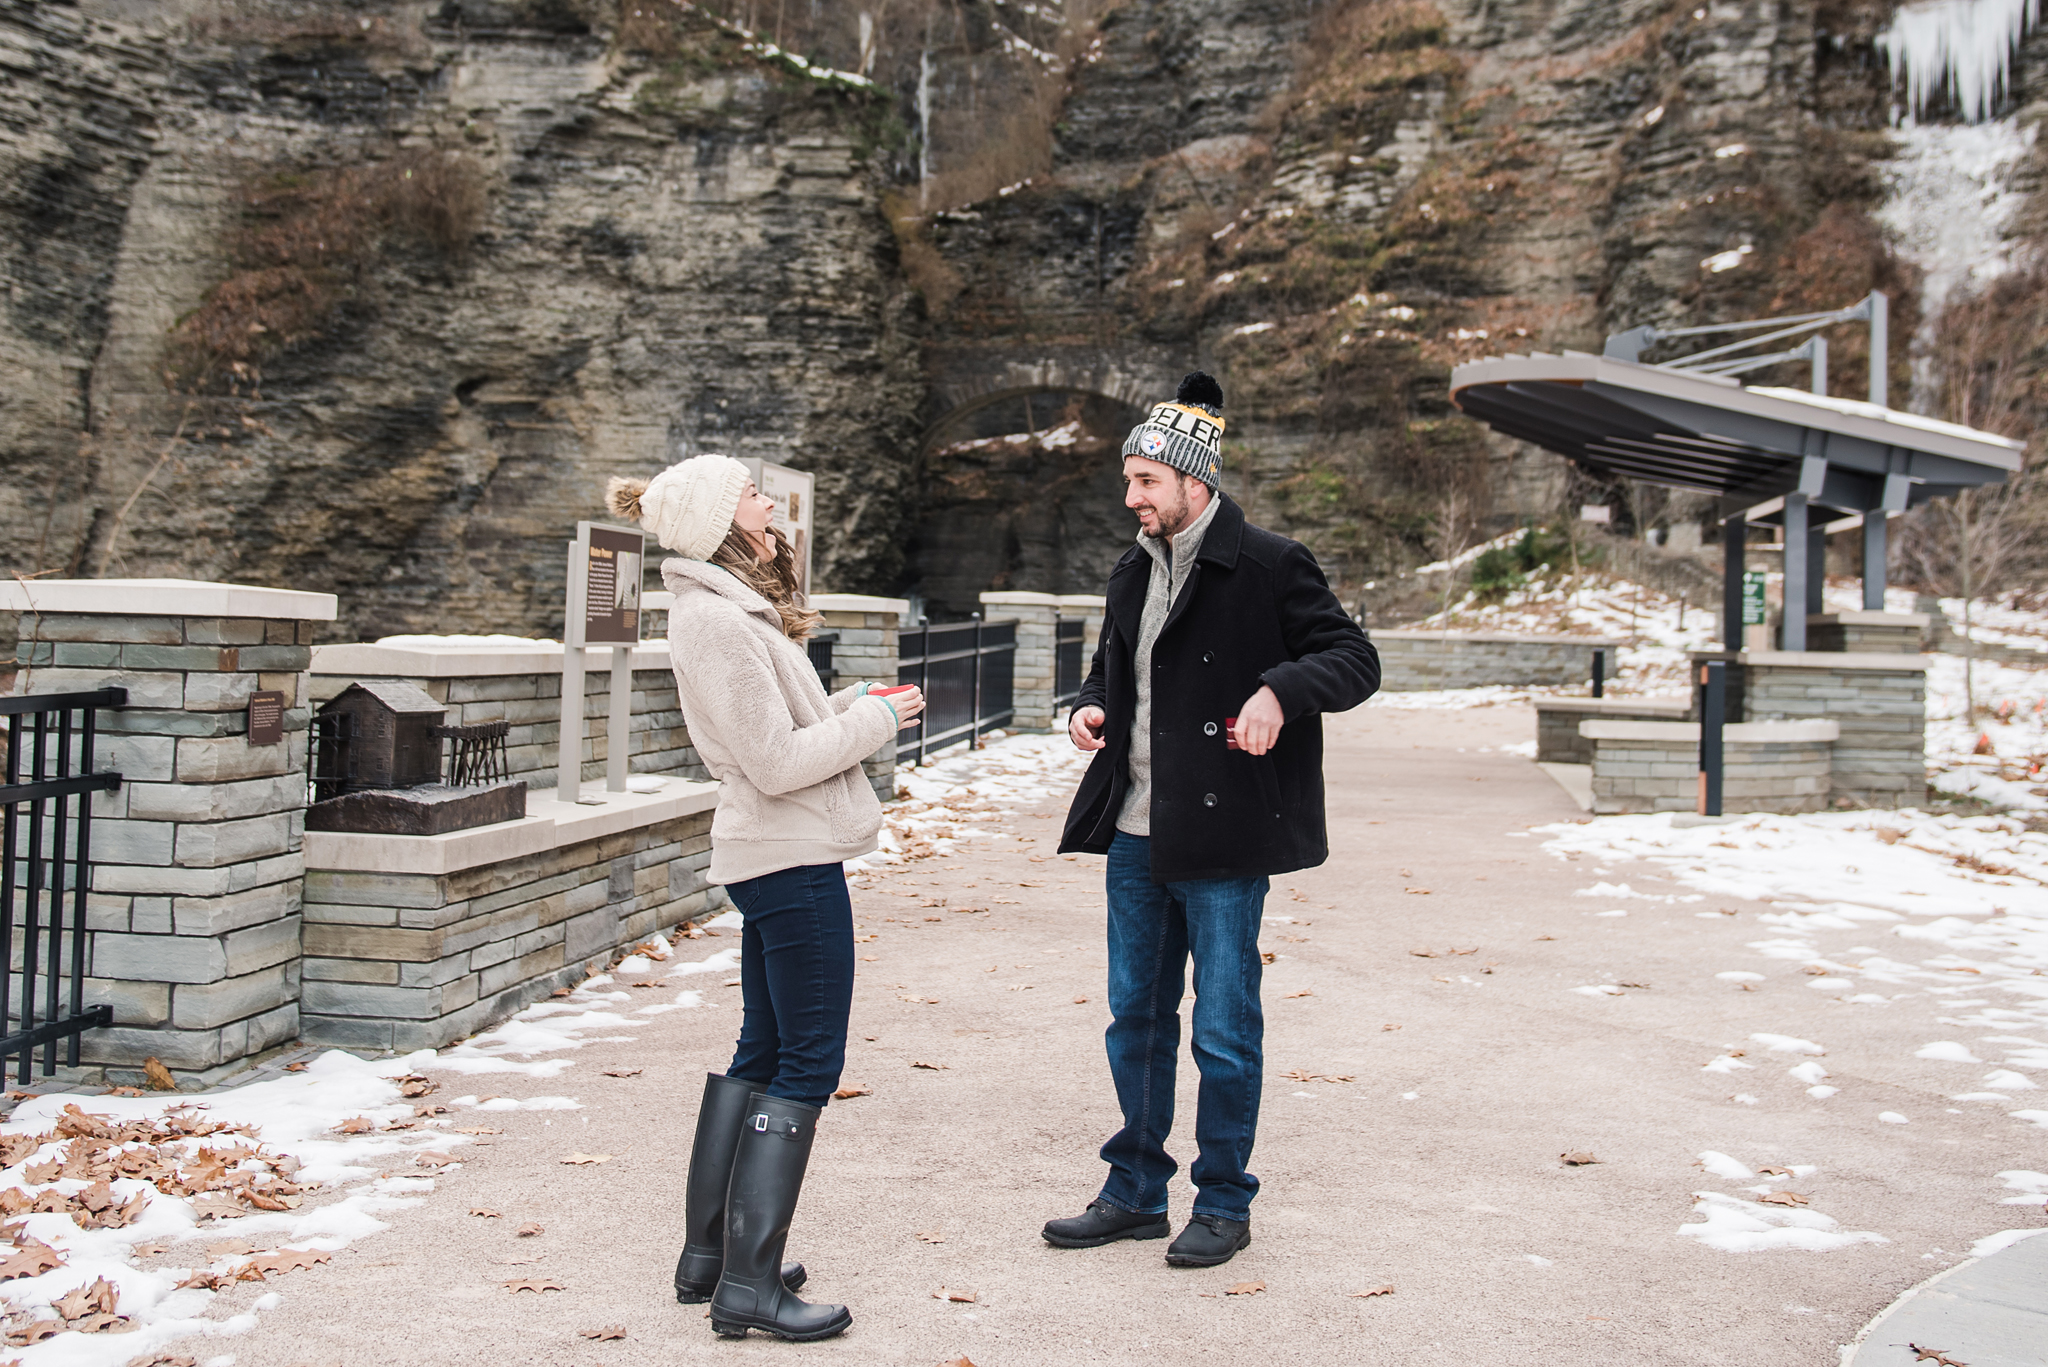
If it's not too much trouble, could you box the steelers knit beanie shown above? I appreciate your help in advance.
[1120,371,1225,489]
[604,454,750,559]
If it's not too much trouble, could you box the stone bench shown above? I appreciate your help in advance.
[1583,718,1839,815]
[1536,695,1691,764]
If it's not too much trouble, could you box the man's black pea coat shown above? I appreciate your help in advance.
[1058,495,1380,882]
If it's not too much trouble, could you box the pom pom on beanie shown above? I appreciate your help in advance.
[607,454,750,559]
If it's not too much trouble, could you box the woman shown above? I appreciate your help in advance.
[606,455,921,1342]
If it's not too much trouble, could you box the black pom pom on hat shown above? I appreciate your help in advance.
[1176,371,1224,412]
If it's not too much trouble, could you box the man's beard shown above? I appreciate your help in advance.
[1142,478,1194,539]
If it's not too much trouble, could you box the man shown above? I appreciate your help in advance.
[1043,371,1379,1268]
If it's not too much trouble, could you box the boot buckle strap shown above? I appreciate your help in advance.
[748,1111,802,1140]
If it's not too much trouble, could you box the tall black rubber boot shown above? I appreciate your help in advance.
[708,1093,851,1341]
[674,1073,807,1304]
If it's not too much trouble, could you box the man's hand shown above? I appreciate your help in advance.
[1069,705,1107,752]
[1233,685,1285,756]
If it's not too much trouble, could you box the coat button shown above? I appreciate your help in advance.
[1203,722,1218,737]
[1202,652,1214,664]
[1202,793,1217,808]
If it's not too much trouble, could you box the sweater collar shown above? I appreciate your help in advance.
[660,556,780,628]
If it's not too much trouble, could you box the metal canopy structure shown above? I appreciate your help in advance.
[1449,327,2024,650]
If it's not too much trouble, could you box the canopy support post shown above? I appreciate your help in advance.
[1722,516,1746,650]
[1862,512,1888,611]
[1782,493,1810,651]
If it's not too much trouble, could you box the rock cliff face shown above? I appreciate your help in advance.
[0,0,2019,634]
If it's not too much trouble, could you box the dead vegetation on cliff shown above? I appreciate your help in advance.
[168,148,487,390]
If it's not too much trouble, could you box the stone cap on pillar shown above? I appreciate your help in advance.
[808,593,912,621]
[1056,594,1107,611]
[312,638,670,677]
[980,591,1062,608]
[1694,649,1930,672]
[1805,610,1930,628]
[0,578,337,620]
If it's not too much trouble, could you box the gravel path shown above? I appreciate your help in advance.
[208,703,2044,1366]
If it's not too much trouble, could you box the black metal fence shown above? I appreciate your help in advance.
[1054,616,1086,715]
[807,632,838,693]
[896,618,1016,764]
[1,688,123,1082]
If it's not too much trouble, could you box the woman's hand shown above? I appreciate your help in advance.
[884,686,925,730]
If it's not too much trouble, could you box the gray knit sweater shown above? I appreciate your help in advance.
[1115,493,1222,837]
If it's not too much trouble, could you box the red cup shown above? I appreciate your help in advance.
[1225,716,1240,750]
[872,684,919,698]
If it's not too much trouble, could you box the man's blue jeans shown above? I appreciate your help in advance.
[1098,831,1268,1222]
[722,862,855,1111]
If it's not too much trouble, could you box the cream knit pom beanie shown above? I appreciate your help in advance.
[605,454,750,560]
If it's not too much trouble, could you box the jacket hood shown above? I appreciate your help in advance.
[661,556,780,629]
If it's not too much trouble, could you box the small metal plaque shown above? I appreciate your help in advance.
[247,690,285,746]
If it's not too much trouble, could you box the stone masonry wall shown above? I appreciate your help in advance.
[1589,729,1833,816]
[1373,633,1619,692]
[815,600,902,802]
[300,809,716,1053]
[14,611,311,1085]
[1536,699,1691,765]
[1745,660,1926,807]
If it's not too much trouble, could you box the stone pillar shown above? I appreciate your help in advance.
[809,594,907,802]
[2,579,335,1087]
[1058,594,1107,660]
[980,592,1060,732]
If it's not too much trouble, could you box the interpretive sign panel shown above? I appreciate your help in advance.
[1741,571,1768,626]
[566,521,644,647]
[247,691,284,746]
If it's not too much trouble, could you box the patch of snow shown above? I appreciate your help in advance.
[1679,1191,1887,1253]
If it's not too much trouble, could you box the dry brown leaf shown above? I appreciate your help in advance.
[247,1248,330,1275]
[1226,1280,1266,1295]
[334,1117,376,1135]
[1757,1191,1810,1207]
[415,1151,456,1169]
[142,1058,177,1092]
[21,1160,57,1184]
[1561,1151,1600,1166]
[283,1062,308,1073]
[470,1208,501,1219]
[1909,1348,1969,1367]
[1756,1165,1791,1176]
[910,1061,948,1071]
[833,1086,872,1100]
[1408,948,1439,958]
[102,1086,144,1098]
[580,1326,628,1341]
[601,1068,642,1078]
[937,1358,979,1367]
[550,987,574,998]
[517,1223,544,1237]
[1284,990,1314,999]
[455,1126,503,1136]
[54,1275,118,1321]
[1404,888,1432,896]
[0,1239,63,1282]
[915,1230,946,1243]
[127,1354,198,1367]
[1259,951,1276,965]
[398,1078,436,1099]
[503,1278,564,1293]
[558,1153,611,1165]
[1382,1023,1402,1031]
[206,1239,255,1256]
[933,1287,977,1303]
[8,1318,62,1345]
[1073,996,1089,1004]
[1352,1284,1395,1298]
[1535,934,1556,941]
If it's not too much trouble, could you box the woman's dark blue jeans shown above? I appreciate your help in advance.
[721,862,854,1111]
[1098,831,1269,1222]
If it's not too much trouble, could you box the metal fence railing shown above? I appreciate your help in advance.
[896,617,1016,764]
[1054,616,1086,716]
[1,687,123,1082]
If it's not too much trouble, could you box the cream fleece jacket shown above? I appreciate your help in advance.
[661,558,899,885]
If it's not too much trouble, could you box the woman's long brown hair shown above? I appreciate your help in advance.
[709,525,821,643]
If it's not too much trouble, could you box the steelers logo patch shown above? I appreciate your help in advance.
[1139,430,1168,456]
